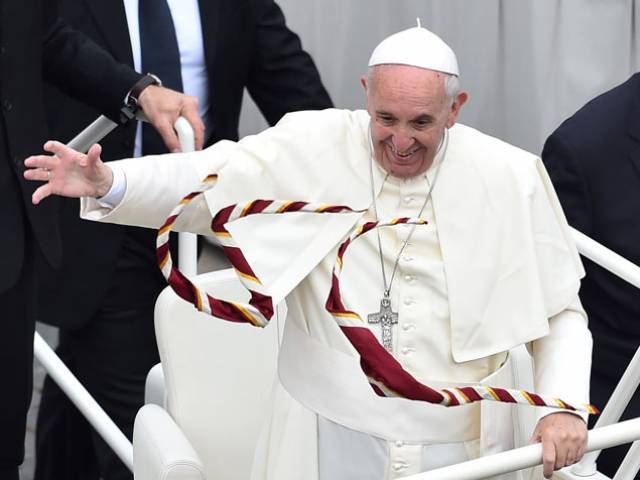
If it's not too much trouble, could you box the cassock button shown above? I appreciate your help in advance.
[404,274,413,283]
[402,323,414,331]
[403,298,413,306]
[2,99,12,112]
[404,196,413,204]
[395,440,404,448]
[401,346,412,355]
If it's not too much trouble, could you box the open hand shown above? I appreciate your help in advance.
[529,412,588,478]
[23,141,113,204]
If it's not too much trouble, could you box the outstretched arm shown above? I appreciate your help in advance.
[24,139,225,235]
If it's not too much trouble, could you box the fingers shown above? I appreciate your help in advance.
[533,413,588,477]
[576,437,587,462]
[541,437,556,479]
[43,139,78,159]
[85,143,103,166]
[155,119,181,153]
[23,167,50,182]
[31,182,53,205]
[139,86,204,152]
[24,153,57,171]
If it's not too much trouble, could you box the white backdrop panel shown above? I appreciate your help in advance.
[240,0,640,154]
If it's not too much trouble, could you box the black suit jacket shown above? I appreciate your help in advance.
[39,0,332,329]
[0,0,141,293]
[542,73,640,381]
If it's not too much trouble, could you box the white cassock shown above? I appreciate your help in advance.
[81,109,592,480]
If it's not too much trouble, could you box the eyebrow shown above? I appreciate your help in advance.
[411,114,435,123]
[376,110,435,123]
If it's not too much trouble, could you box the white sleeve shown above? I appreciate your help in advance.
[96,165,126,208]
[530,294,593,422]
[80,148,227,236]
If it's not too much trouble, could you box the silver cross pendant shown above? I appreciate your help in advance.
[367,294,398,351]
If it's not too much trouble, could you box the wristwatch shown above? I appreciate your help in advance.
[120,73,162,123]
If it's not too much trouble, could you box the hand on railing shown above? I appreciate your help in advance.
[135,86,204,153]
[404,417,640,480]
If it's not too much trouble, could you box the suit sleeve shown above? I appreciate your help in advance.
[541,132,593,236]
[245,0,333,125]
[40,0,141,122]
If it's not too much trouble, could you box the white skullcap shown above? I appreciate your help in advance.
[368,25,459,76]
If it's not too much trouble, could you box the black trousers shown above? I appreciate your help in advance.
[0,235,35,480]
[34,302,160,480]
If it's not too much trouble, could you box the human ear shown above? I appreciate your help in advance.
[446,91,468,128]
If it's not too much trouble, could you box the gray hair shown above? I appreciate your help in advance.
[367,66,460,102]
[443,73,460,100]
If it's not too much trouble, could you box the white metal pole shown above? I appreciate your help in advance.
[571,228,640,290]
[33,332,134,470]
[572,346,640,476]
[402,417,640,480]
[612,440,640,480]
[174,117,198,277]
[570,227,640,476]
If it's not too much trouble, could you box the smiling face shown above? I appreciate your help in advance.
[362,65,467,178]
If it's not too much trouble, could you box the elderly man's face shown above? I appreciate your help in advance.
[362,65,467,178]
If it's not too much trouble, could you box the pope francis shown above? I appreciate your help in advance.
[25,26,593,480]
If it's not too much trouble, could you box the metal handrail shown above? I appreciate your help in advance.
[33,115,198,472]
[570,228,640,478]
[612,440,640,480]
[403,418,640,480]
[33,332,134,469]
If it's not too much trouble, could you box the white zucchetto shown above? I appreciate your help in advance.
[368,26,459,76]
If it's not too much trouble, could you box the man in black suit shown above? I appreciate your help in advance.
[35,1,332,479]
[0,1,204,479]
[542,74,640,478]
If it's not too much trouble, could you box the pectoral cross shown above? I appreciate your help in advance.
[367,294,398,351]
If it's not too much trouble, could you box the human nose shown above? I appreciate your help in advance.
[391,127,415,152]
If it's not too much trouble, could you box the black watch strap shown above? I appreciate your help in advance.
[120,73,162,124]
